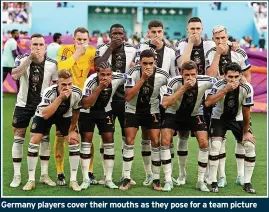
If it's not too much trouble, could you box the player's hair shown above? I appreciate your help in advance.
[148,20,163,29]
[58,70,73,79]
[11,29,18,35]
[188,17,202,24]
[140,49,156,60]
[96,61,111,72]
[53,33,62,42]
[223,62,242,74]
[74,27,89,36]
[110,24,125,33]
[181,60,198,73]
[31,33,44,39]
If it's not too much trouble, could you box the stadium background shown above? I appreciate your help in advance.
[1,1,267,196]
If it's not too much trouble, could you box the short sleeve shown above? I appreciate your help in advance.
[51,63,58,82]
[10,40,17,51]
[39,87,55,107]
[73,91,83,110]
[175,40,186,59]
[242,84,254,107]
[238,49,251,72]
[82,75,97,97]
[205,50,215,70]
[164,77,178,97]
[208,80,223,96]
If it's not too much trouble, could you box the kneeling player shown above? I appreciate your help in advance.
[162,60,216,192]
[79,62,125,189]
[205,62,256,194]
[23,70,82,191]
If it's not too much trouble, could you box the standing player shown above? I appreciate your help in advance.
[10,33,58,188]
[55,27,96,185]
[23,70,82,191]
[161,60,216,192]
[134,20,178,186]
[206,25,251,187]
[94,24,136,185]
[174,17,215,186]
[205,62,256,193]
[79,62,125,189]
[120,50,169,191]
[46,33,62,60]
[2,29,21,83]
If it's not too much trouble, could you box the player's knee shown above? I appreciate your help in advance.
[125,137,135,145]
[211,138,222,153]
[14,128,27,138]
[161,136,171,147]
[244,141,255,154]
[151,139,159,148]
[198,137,208,149]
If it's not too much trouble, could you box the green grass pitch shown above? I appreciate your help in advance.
[2,93,267,197]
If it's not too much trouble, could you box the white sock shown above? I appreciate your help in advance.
[122,144,134,179]
[27,143,39,181]
[198,148,209,182]
[100,138,105,176]
[209,138,221,183]
[161,146,172,183]
[235,142,245,178]
[121,136,126,178]
[39,135,50,176]
[12,136,24,176]
[141,139,152,175]
[244,141,256,184]
[218,138,226,179]
[69,144,80,182]
[151,147,161,180]
[104,143,115,181]
[204,137,211,181]
[177,136,188,178]
[80,142,92,180]
[169,143,174,174]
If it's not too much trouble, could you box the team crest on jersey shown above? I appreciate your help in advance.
[228,99,235,107]
[32,123,37,129]
[85,88,92,96]
[246,97,252,103]
[194,57,201,64]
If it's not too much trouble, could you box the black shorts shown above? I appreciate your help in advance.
[3,67,12,81]
[30,115,71,136]
[162,114,208,133]
[111,100,125,136]
[78,111,114,135]
[12,106,36,128]
[203,106,213,129]
[210,118,253,142]
[124,112,161,129]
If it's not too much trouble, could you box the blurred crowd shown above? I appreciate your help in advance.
[2,2,29,24]
[251,2,267,31]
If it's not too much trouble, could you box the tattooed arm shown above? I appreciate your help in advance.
[11,55,33,80]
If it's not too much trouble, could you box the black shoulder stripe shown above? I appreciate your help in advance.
[46,57,57,65]
[86,78,97,88]
[235,49,247,57]
[206,47,216,57]
[242,84,251,94]
[215,80,226,87]
[127,66,139,75]
[17,53,30,60]
[156,69,169,78]
[167,78,182,88]
[96,43,108,49]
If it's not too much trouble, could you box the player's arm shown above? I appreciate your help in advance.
[243,69,251,83]
[69,110,80,132]
[11,55,33,80]
[177,43,193,69]
[42,96,63,120]
[206,51,221,77]
[239,49,252,83]
[242,106,251,135]
[162,85,186,109]
[94,47,113,67]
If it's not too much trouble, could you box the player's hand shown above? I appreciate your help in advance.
[151,35,162,47]
[99,78,111,90]
[231,42,239,51]
[59,88,72,101]
[141,68,153,80]
[110,38,123,51]
[216,43,227,55]
[239,75,247,84]
[75,44,87,56]
[184,78,196,90]
[242,132,256,144]
[68,130,79,144]
[188,33,200,44]
[29,50,39,60]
